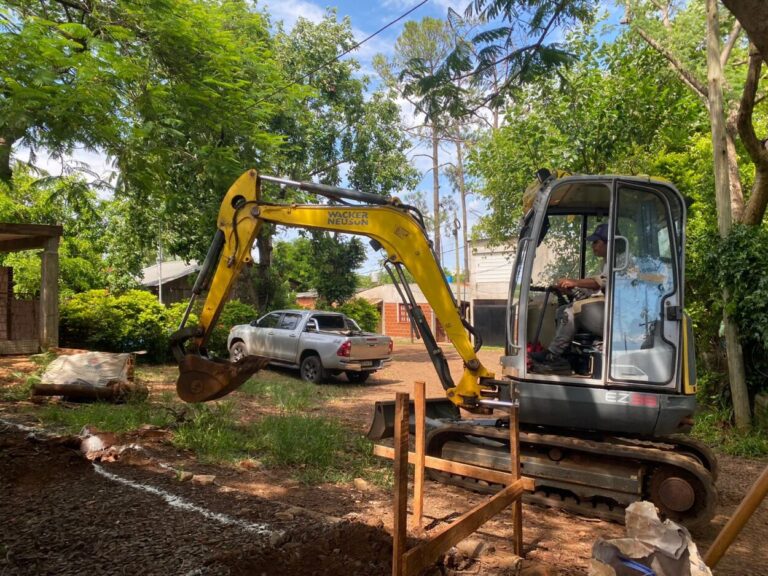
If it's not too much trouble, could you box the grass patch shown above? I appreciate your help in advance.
[693,407,768,457]
[37,398,173,435]
[253,413,392,486]
[171,405,393,486]
[239,372,342,412]
[172,403,260,463]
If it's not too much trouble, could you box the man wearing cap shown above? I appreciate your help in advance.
[530,222,609,372]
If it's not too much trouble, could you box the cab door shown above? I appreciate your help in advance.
[606,181,684,388]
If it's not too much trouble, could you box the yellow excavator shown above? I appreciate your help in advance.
[171,169,717,528]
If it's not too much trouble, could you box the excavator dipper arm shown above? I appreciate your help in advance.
[172,170,511,410]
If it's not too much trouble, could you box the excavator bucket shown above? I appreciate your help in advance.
[176,354,270,403]
[366,398,460,441]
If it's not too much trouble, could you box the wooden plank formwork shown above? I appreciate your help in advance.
[386,383,530,576]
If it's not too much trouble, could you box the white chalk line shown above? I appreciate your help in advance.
[92,465,278,536]
[1,418,278,538]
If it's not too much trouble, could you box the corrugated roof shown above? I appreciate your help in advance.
[139,260,199,287]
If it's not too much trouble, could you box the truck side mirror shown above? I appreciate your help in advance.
[306,319,318,332]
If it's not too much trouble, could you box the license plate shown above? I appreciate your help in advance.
[361,361,373,367]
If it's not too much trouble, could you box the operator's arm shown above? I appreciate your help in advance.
[556,277,601,291]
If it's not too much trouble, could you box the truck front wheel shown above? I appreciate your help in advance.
[346,371,371,384]
[300,355,327,384]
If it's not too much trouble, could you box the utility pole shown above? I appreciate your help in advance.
[157,242,163,305]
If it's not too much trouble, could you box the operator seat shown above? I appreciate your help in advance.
[572,295,605,377]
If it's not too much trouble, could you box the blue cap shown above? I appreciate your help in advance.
[586,223,608,243]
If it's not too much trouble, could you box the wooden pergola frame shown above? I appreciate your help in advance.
[0,223,63,351]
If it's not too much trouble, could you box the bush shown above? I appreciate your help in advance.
[334,298,381,332]
[60,290,197,362]
[204,299,259,358]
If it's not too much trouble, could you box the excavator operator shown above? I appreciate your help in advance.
[529,222,609,372]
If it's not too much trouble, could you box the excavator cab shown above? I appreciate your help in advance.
[502,172,696,436]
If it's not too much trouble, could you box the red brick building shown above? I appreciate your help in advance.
[356,284,467,342]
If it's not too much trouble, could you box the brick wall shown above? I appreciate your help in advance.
[0,267,9,340]
[383,302,438,339]
[11,299,37,339]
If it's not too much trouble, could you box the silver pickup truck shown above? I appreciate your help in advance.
[227,309,392,384]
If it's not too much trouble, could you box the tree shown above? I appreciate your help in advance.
[623,0,768,428]
[375,17,457,264]
[310,234,366,305]
[468,24,702,244]
[242,12,417,310]
[0,166,111,296]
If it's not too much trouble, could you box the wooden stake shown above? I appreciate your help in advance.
[509,404,523,556]
[392,392,409,576]
[413,381,426,530]
[705,463,768,568]
[404,480,527,575]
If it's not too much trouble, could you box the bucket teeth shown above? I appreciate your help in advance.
[176,355,269,403]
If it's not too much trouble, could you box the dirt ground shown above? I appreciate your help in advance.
[1,343,767,576]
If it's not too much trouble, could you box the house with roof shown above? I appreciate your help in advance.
[139,260,200,305]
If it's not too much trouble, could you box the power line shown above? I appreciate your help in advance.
[253,0,429,108]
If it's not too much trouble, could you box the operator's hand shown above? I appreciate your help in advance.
[556,278,577,291]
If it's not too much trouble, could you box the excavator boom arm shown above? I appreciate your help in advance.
[173,170,508,410]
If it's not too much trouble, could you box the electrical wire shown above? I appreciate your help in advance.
[252,0,429,108]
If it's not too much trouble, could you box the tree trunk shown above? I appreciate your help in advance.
[432,129,441,264]
[721,0,768,63]
[0,135,15,184]
[255,227,274,312]
[706,0,752,430]
[456,139,469,283]
[725,111,745,221]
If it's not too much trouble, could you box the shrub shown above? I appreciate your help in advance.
[333,298,381,332]
[60,290,197,362]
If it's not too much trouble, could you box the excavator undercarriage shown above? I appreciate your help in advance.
[368,398,718,529]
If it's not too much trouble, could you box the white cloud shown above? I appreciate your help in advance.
[263,0,327,29]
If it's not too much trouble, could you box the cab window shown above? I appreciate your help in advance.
[279,313,302,330]
[257,313,281,328]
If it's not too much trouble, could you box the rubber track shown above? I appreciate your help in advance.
[426,424,717,529]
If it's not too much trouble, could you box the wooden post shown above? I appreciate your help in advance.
[705,463,768,568]
[509,403,523,556]
[39,236,59,350]
[392,392,410,576]
[413,381,426,530]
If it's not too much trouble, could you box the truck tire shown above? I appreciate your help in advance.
[229,340,247,363]
[300,355,327,384]
[345,371,371,384]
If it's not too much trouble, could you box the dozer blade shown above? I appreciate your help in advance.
[176,354,270,403]
[366,398,460,441]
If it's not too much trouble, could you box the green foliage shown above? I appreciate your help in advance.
[693,407,768,457]
[59,290,194,361]
[273,237,315,293]
[0,166,110,296]
[172,403,259,463]
[205,299,259,358]
[705,225,768,392]
[310,234,366,305]
[468,25,705,244]
[38,398,172,435]
[335,298,381,333]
